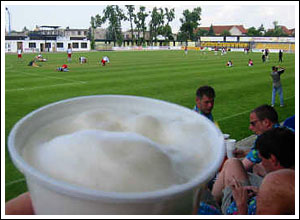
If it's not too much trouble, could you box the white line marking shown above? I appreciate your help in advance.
[6,178,26,187]
[6,81,86,92]
[22,72,86,84]
[218,96,295,122]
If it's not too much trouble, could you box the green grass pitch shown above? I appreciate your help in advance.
[5,49,295,201]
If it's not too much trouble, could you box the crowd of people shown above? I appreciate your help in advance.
[193,85,295,215]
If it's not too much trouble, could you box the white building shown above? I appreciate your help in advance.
[5,36,90,53]
[5,26,91,53]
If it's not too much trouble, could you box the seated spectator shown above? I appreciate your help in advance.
[211,127,295,215]
[233,104,280,177]
[79,56,87,64]
[283,115,295,131]
[226,60,233,67]
[56,64,69,72]
[193,85,216,123]
[248,59,253,66]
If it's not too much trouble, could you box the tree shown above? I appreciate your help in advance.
[246,24,265,36]
[125,5,136,46]
[208,24,215,36]
[163,8,175,43]
[246,26,258,36]
[257,24,265,36]
[265,21,288,37]
[178,7,202,43]
[222,30,231,36]
[94,5,126,46]
[196,28,209,37]
[134,6,149,46]
[22,26,29,32]
[89,16,97,49]
[149,7,165,45]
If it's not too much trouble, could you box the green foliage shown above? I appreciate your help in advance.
[196,29,209,37]
[179,7,202,41]
[222,30,231,36]
[125,5,136,45]
[93,5,126,44]
[134,6,149,46]
[208,24,215,36]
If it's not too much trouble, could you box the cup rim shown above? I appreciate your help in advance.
[8,95,225,202]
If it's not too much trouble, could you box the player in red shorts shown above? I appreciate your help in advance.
[67,47,72,62]
[17,49,22,59]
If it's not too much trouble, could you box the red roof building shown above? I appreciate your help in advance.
[195,25,248,36]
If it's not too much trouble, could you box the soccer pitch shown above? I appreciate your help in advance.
[5,50,295,201]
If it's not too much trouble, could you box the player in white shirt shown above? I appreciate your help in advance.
[67,48,72,62]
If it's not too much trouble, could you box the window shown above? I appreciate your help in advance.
[29,43,36,48]
[57,43,64,48]
[72,42,79,48]
[45,43,51,48]
[78,31,81,35]
[81,43,87,48]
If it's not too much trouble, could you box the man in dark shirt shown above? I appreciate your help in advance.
[279,50,283,62]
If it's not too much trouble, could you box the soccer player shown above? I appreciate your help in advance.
[226,60,233,67]
[35,53,47,62]
[101,56,110,66]
[79,56,87,64]
[56,64,69,72]
[17,49,22,59]
[67,47,72,62]
[248,59,253,66]
[279,50,283,63]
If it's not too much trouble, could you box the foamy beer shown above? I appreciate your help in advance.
[8,95,225,214]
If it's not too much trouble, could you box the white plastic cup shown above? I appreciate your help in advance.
[223,134,230,140]
[7,95,225,215]
[225,139,236,158]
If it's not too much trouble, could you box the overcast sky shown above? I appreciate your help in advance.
[2,1,298,33]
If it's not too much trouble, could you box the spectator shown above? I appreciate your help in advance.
[6,192,34,215]
[233,104,280,177]
[283,115,295,131]
[270,66,285,107]
[211,127,295,215]
[194,85,215,122]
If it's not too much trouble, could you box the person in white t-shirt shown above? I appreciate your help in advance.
[17,49,22,59]
[67,48,72,62]
[79,56,87,64]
